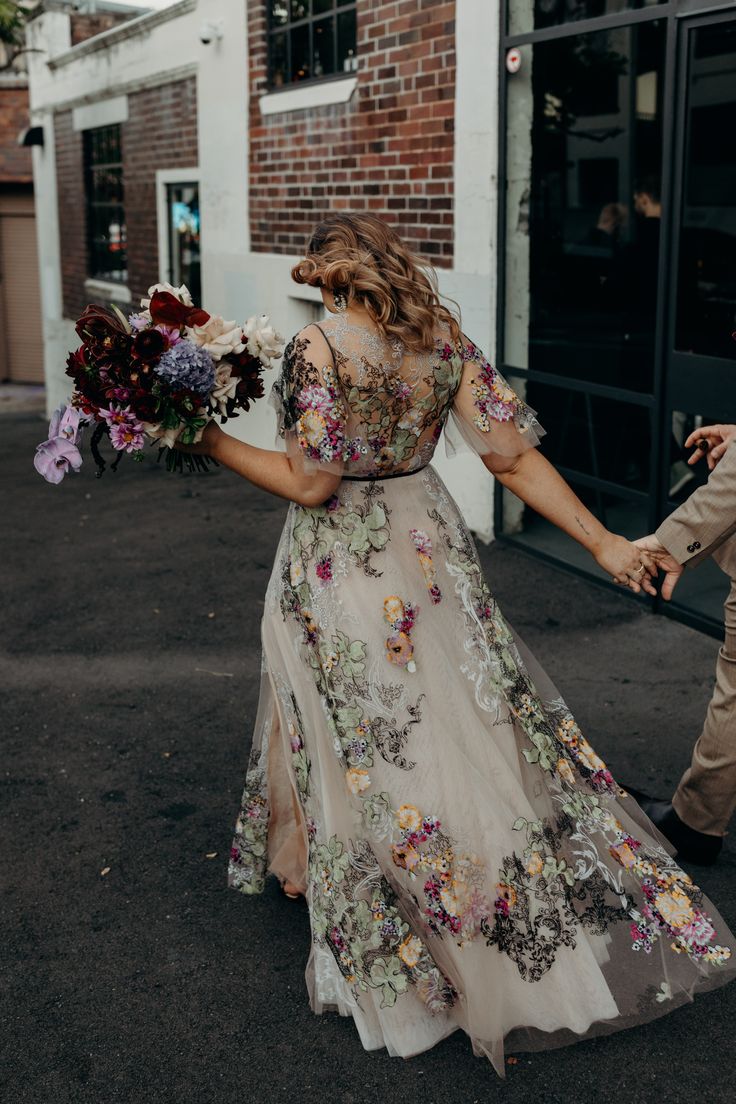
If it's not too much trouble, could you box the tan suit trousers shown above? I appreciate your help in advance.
[672,537,736,836]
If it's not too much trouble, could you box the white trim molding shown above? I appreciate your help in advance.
[72,95,128,131]
[155,166,200,286]
[47,0,198,69]
[260,76,358,116]
[84,278,132,304]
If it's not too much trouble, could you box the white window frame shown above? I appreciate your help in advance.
[155,167,200,290]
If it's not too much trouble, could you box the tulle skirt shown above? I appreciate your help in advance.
[228,465,736,1075]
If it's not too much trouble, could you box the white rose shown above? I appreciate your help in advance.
[242,314,285,366]
[143,421,181,450]
[210,362,239,416]
[141,282,194,310]
[188,315,245,361]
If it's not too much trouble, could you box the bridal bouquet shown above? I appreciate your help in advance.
[34,283,284,483]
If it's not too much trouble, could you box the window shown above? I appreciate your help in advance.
[268,0,357,88]
[165,182,201,306]
[83,124,127,284]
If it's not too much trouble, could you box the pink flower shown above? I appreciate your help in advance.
[316,555,333,582]
[155,324,183,346]
[99,404,138,427]
[109,421,145,452]
[34,402,89,483]
[34,436,83,484]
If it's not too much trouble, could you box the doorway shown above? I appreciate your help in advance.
[497,3,736,635]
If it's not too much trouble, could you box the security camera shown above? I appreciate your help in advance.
[199,19,224,45]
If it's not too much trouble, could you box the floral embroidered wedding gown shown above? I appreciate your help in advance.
[228,314,735,1074]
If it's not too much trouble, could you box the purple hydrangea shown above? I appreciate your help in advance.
[153,339,216,395]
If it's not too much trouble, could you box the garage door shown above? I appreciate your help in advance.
[0,190,44,383]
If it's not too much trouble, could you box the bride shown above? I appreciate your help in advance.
[180,212,735,1074]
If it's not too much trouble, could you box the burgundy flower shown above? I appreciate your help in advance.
[132,327,167,363]
[148,291,210,329]
[75,303,130,346]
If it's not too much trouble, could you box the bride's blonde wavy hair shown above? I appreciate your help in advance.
[291,212,461,353]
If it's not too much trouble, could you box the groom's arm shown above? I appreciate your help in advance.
[656,439,736,568]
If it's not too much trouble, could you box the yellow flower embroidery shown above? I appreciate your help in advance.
[655,887,695,929]
[397,804,422,832]
[296,409,327,447]
[398,935,423,968]
[345,768,371,795]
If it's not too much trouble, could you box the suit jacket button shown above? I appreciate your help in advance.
[687,541,701,553]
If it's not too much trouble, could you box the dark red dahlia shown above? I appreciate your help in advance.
[132,327,167,363]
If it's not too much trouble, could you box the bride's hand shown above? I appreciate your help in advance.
[174,420,225,457]
[593,532,658,595]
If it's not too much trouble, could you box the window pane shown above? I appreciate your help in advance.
[313,0,333,13]
[291,21,311,81]
[337,8,357,73]
[270,30,288,86]
[503,22,666,392]
[675,22,736,360]
[312,16,334,78]
[291,0,309,19]
[84,124,126,283]
[509,1,664,36]
[516,377,653,490]
[501,479,649,571]
[167,183,201,306]
[270,0,288,26]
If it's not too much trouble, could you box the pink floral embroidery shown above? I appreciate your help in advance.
[409,528,442,604]
[384,595,418,673]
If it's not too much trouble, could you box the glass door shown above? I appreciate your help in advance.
[498,18,667,574]
[165,182,201,306]
[660,10,736,627]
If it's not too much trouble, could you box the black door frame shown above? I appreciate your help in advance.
[495,0,735,638]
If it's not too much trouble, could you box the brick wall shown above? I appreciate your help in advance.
[56,76,198,320]
[70,10,139,47]
[0,84,33,184]
[248,0,455,266]
[124,78,198,303]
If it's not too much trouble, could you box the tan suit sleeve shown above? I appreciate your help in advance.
[656,443,736,567]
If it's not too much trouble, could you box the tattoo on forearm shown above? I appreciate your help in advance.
[575,515,592,537]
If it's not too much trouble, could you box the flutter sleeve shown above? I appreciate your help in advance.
[445,336,545,459]
[269,323,352,477]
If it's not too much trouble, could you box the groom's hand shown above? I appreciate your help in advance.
[634,535,684,600]
[685,423,736,471]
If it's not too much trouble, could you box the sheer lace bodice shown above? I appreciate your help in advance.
[270,314,543,479]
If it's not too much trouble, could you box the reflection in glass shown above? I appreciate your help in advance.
[515,377,653,491]
[166,183,201,307]
[675,22,736,361]
[84,124,127,284]
[313,17,335,78]
[270,1,288,27]
[291,21,310,81]
[270,31,288,87]
[268,2,356,87]
[504,23,666,392]
[338,8,357,72]
[509,0,663,37]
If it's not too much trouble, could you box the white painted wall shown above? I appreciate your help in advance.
[26,0,502,540]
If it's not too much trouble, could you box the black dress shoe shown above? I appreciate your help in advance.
[636,797,723,866]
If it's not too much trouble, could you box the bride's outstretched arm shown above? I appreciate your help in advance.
[176,421,341,508]
[486,446,658,594]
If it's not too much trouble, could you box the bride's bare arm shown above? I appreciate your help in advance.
[486,446,657,594]
[177,421,341,508]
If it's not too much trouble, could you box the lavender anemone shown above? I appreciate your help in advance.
[153,339,216,395]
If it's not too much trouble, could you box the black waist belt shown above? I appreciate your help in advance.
[342,463,430,482]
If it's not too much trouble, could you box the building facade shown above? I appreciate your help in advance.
[26,0,736,631]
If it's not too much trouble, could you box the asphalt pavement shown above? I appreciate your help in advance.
[3,410,735,1104]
